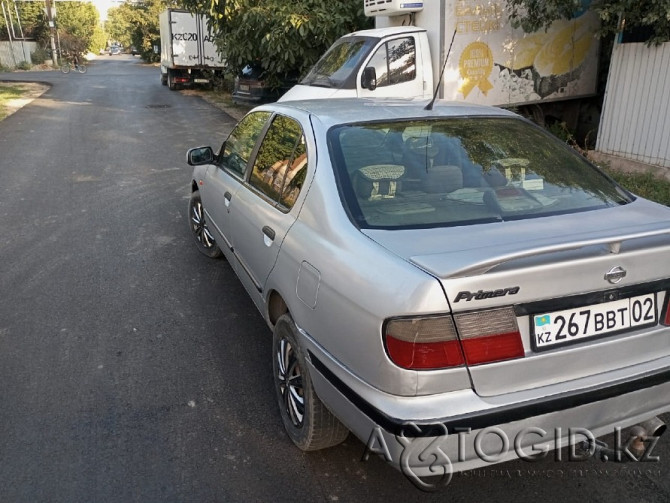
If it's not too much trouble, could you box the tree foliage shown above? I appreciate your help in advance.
[106,0,175,62]
[507,0,670,46]
[56,2,101,54]
[106,4,137,49]
[179,0,371,83]
[0,1,104,54]
[0,1,49,42]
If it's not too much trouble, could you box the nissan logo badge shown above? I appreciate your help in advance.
[604,266,627,284]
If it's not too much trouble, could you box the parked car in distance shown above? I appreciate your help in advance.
[232,63,297,104]
[109,45,121,56]
[186,98,670,478]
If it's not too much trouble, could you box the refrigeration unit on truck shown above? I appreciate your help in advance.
[280,0,600,124]
[159,9,225,90]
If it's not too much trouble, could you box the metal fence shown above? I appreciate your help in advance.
[597,41,670,168]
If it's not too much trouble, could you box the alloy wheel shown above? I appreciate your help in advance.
[276,338,305,428]
[191,199,216,249]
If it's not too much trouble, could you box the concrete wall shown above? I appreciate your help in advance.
[597,41,670,168]
[0,40,37,68]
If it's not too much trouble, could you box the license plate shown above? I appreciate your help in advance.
[194,78,209,83]
[532,293,657,350]
[239,84,250,92]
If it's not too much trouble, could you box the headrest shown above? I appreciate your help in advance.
[354,164,405,200]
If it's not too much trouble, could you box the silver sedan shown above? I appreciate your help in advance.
[186,98,670,480]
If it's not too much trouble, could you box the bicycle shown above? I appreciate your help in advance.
[60,61,87,74]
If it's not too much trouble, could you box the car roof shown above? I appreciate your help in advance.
[344,26,428,38]
[259,98,519,128]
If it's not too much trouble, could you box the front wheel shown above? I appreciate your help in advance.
[60,63,70,74]
[272,314,349,451]
[77,65,87,74]
[188,191,222,258]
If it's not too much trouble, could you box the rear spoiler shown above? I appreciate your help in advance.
[411,222,670,279]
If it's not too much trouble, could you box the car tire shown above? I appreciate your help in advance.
[272,314,349,451]
[188,191,222,258]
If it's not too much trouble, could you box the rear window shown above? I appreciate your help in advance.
[328,118,632,229]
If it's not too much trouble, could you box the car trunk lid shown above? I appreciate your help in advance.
[363,200,670,396]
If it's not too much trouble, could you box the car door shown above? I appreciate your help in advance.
[200,111,272,252]
[228,113,309,305]
[358,36,424,99]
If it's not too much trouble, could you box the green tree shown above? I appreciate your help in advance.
[0,1,49,43]
[106,4,135,48]
[1,1,103,54]
[90,24,108,54]
[180,0,371,85]
[106,0,172,62]
[507,0,670,46]
[56,2,102,54]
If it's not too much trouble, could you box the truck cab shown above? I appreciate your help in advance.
[280,0,600,128]
[279,27,433,102]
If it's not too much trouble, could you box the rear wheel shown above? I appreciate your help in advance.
[77,64,87,74]
[60,63,70,74]
[273,314,349,451]
[188,191,222,258]
[167,69,177,91]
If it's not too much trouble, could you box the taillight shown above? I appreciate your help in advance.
[454,308,525,365]
[384,309,525,370]
[662,292,670,326]
[385,316,464,370]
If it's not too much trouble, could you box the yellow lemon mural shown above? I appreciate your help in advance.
[531,13,597,96]
[509,33,547,70]
[534,17,594,77]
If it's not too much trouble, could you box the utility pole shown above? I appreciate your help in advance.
[44,0,58,66]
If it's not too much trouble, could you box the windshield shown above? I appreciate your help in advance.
[300,36,377,89]
[329,118,632,229]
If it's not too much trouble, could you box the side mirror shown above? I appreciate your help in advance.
[361,66,377,91]
[187,146,214,166]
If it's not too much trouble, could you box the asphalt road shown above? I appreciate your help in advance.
[1,56,669,503]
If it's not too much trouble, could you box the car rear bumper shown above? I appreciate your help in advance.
[302,330,670,476]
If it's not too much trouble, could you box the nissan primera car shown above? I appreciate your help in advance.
[186,98,670,477]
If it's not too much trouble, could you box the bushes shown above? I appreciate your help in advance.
[31,47,49,64]
[16,61,32,71]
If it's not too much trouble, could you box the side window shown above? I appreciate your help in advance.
[366,37,416,87]
[280,139,307,210]
[221,111,272,176]
[249,114,307,210]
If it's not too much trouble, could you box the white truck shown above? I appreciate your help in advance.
[280,0,600,123]
[159,9,225,90]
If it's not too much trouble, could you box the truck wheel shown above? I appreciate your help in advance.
[161,72,167,86]
[272,314,349,451]
[167,70,176,91]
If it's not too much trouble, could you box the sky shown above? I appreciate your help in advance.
[90,0,123,21]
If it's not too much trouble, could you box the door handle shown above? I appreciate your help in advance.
[262,226,276,241]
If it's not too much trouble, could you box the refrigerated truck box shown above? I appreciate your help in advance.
[159,9,225,90]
